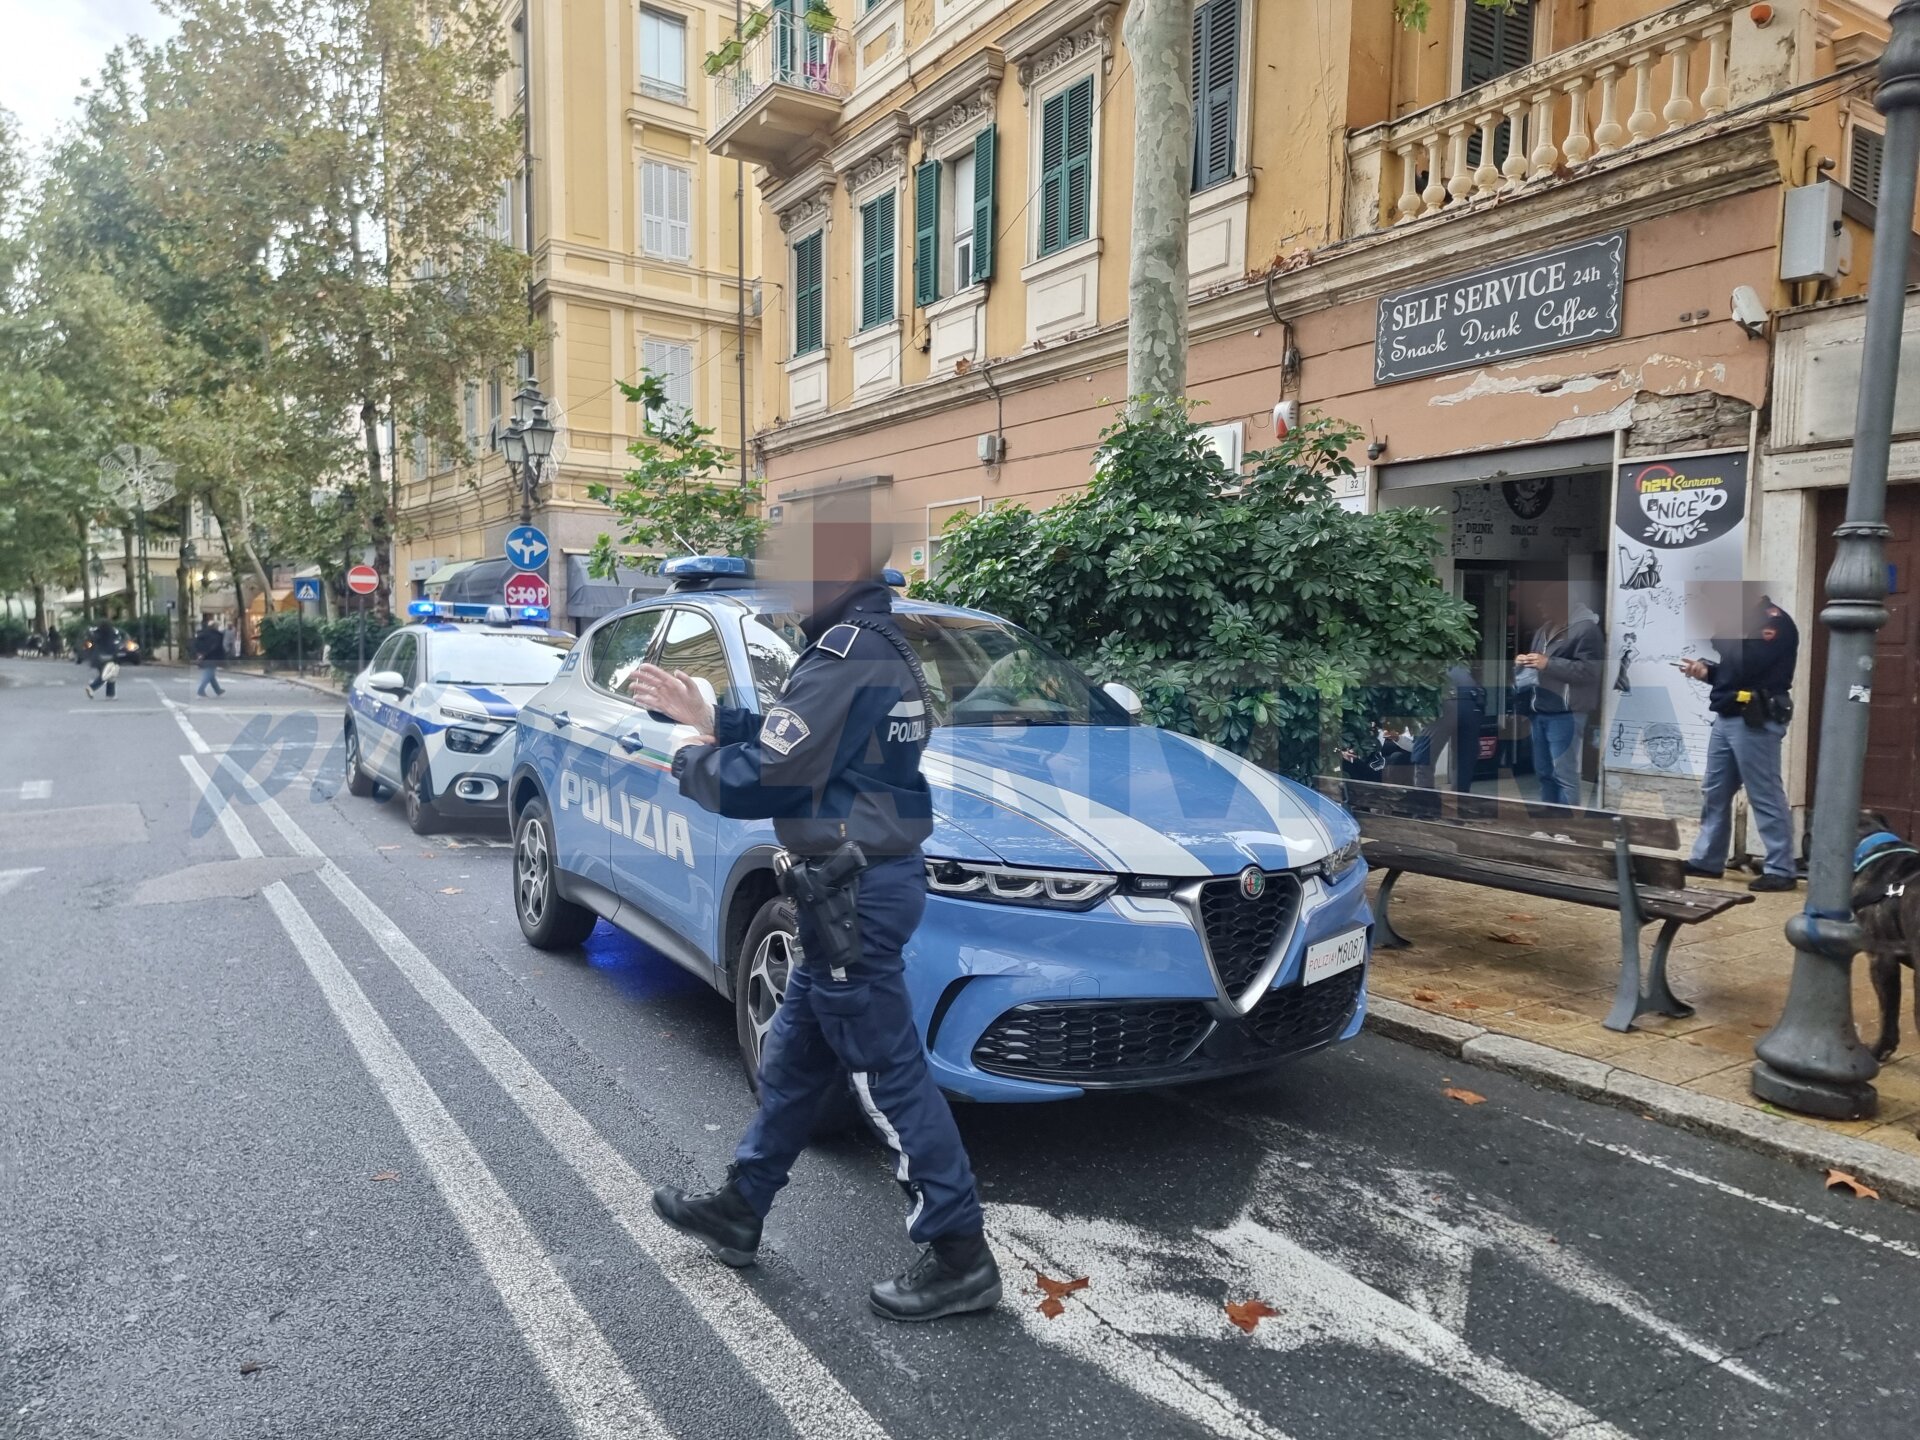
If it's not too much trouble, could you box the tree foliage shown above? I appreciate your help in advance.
[918,404,1477,778]
[586,372,766,575]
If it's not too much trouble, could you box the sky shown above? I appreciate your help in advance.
[0,0,174,156]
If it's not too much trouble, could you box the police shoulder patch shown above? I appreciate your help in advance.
[816,623,860,659]
[760,705,811,756]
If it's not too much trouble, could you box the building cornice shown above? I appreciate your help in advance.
[764,159,839,234]
[903,48,1006,149]
[757,119,1785,459]
[828,111,913,194]
[1001,0,1117,96]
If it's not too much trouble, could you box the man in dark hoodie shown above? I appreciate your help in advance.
[192,616,226,698]
[1514,581,1604,807]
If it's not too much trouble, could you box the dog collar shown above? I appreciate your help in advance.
[1855,831,1918,873]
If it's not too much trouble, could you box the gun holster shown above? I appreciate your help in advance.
[772,841,867,977]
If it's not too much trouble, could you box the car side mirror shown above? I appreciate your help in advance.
[1101,681,1143,717]
[367,669,407,694]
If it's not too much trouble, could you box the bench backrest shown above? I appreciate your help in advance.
[1316,776,1687,890]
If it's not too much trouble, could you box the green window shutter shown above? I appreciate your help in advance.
[1062,76,1094,248]
[1850,126,1886,204]
[913,160,940,307]
[1463,0,1533,167]
[1039,87,1067,256]
[793,232,822,355]
[971,124,996,283]
[1191,0,1238,192]
[860,190,896,328]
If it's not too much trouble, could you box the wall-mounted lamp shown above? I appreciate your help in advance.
[1366,437,1389,463]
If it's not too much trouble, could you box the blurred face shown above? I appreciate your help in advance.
[756,491,896,617]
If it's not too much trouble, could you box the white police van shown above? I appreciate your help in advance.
[343,601,574,833]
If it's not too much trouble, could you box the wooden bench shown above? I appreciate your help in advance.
[1315,777,1754,1033]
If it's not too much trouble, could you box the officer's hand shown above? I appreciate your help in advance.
[628,663,716,734]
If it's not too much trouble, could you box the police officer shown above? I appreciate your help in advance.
[1680,585,1800,892]
[629,512,999,1323]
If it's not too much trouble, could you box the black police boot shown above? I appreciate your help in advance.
[651,1168,762,1268]
[868,1232,1001,1322]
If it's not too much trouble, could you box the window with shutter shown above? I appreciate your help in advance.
[641,339,694,428]
[1462,0,1534,168]
[1038,76,1094,258]
[914,161,940,308]
[971,124,995,283]
[859,190,896,329]
[1850,124,1887,204]
[640,161,691,262]
[793,232,824,356]
[1191,0,1239,192]
[639,7,688,100]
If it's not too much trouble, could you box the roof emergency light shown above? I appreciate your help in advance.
[408,599,443,619]
[662,555,752,591]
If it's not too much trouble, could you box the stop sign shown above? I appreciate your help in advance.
[504,571,550,608]
[346,564,379,595]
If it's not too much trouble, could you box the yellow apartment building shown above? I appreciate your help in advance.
[398,0,764,629]
[709,0,1901,833]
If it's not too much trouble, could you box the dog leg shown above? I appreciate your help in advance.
[1870,951,1902,1062]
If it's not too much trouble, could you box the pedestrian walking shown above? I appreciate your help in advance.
[1681,585,1800,892]
[83,621,122,700]
[192,615,226,698]
[633,500,1000,1323]
[1514,582,1604,807]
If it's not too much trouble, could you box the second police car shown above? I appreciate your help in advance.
[509,558,1372,1103]
[343,601,574,834]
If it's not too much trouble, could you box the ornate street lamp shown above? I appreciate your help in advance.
[507,381,555,524]
[1752,0,1920,1118]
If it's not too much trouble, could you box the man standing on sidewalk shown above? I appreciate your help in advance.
[1514,582,1605,807]
[1681,585,1800,892]
[192,615,226,698]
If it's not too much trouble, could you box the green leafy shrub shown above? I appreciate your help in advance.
[259,611,325,667]
[125,613,171,649]
[322,613,398,677]
[916,403,1477,779]
[0,616,28,654]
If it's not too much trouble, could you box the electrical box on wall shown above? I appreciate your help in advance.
[1780,181,1844,282]
[977,434,1006,465]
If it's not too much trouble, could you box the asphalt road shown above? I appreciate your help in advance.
[6,656,1920,1440]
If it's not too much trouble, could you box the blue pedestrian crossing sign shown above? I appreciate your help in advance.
[293,576,323,602]
[504,524,550,571]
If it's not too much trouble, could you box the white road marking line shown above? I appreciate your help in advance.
[17,781,51,800]
[0,867,45,897]
[146,683,209,754]
[1521,1115,1920,1261]
[178,729,893,1440]
[178,757,671,1440]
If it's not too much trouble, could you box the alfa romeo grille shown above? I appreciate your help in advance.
[1196,873,1303,998]
[971,1000,1212,1082]
[1245,967,1366,1052]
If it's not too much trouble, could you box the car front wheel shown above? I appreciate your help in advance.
[344,724,375,798]
[514,796,597,949]
[403,745,437,835]
[732,895,858,1133]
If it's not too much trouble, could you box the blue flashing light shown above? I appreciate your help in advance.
[881,567,906,587]
[661,555,750,580]
[408,599,442,618]
[513,605,550,624]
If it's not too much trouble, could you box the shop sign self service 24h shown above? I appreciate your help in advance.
[1375,232,1626,385]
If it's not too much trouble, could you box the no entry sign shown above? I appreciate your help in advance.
[504,571,550,608]
[346,564,379,595]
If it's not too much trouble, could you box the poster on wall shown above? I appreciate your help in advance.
[1602,449,1750,780]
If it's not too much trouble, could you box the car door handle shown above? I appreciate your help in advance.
[551,710,571,729]
[617,730,645,753]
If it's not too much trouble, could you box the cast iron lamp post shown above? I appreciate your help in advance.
[501,381,556,525]
[1752,1,1920,1119]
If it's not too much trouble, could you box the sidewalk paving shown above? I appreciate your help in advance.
[1363,867,1920,1174]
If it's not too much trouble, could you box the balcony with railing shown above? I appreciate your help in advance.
[707,9,851,171]
[1345,0,1807,236]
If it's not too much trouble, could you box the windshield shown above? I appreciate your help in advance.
[740,608,1131,727]
[427,631,573,687]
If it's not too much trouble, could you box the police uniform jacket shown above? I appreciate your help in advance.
[1700,598,1799,717]
[670,581,935,858]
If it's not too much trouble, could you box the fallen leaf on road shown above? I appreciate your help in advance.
[438,887,463,895]
[419,850,436,859]
[1450,999,1480,1010]
[238,1360,271,1376]
[1504,912,1537,922]
[1825,1169,1880,1200]
[1442,1087,1487,1106]
[369,1171,401,1183]
[1412,988,1441,1003]
[1225,1299,1280,1333]
[1032,1270,1088,1318]
[1487,931,1537,946]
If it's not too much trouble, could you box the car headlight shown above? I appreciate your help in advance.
[445,726,503,754]
[1310,835,1364,882]
[925,859,1117,911]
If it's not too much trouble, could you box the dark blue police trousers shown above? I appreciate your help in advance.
[732,853,984,1243]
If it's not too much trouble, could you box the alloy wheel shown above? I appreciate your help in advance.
[517,817,550,927]
[744,927,796,1070]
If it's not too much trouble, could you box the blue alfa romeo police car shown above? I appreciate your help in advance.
[343,601,574,834]
[508,558,1371,1102]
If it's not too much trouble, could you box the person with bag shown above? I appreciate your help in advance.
[83,621,123,700]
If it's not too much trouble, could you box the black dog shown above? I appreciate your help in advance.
[1856,812,1920,1061]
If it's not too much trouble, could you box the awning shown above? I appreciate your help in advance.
[566,554,670,620]
[438,557,516,605]
[424,559,478,594]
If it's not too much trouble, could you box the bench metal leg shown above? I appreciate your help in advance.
[1372,868,1413,950]
[1639,919,1695,1020]
[1605,820,1647,1033]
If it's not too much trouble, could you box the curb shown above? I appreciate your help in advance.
[1365,997,1920,1209]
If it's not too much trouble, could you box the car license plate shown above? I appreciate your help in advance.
[1302,927,1367,986]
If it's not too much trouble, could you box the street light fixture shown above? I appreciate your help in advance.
[505,380,554,524]
[1751,0,1920,1119]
